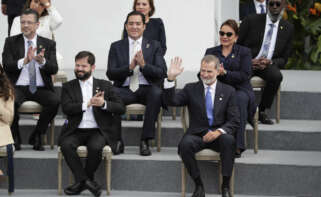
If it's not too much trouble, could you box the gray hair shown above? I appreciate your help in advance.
[201,55,220,70]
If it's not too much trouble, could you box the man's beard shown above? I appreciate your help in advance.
[268,8,285,23]
[74,70,91,80]
[200,76,216,85]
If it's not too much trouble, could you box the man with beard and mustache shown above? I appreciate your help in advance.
[163,55,240,197]
[238,0,294,124]
[2,8,59,151]
[58,51,125,197]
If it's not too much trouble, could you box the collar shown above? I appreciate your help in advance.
[79,75,93,86]
[266,13,280,27]
[23,34,37,46]
[254,0,266,7]
[203,80,217,92]
[128,36,143,45]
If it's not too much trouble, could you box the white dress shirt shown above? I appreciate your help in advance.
[255,15,280,60]
[164,79,226,134]
[254,0,266,14]
[122,36,149,87]
[78,76,99,129]
[16,35,46,86]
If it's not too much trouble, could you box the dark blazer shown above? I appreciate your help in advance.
[106,37,167,87]
[239,0,257,21]
[2,34,58,91]
[164,80,240,136]
[237,14,294,69]
[123,18,167,55]
[205,44,256,121]
[58,78,126,154]
[1,0,26,15]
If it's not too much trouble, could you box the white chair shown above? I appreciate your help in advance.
[57,145,112,195]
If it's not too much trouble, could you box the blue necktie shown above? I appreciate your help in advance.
[205,86,213,126]
[27,40,37,94]
[261,23,274,58]
[259,4,265,14]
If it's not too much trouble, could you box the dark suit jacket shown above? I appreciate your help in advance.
[239,0,257,21]
[106,37,167,87]
[205,44,256,121]
[2,34,58,91]
[164,80,240,136]
[237,14,294,69]
[58,78,126,154]
[1,0,26,15]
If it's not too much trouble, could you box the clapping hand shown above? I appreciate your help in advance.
[167,57,183,81]
[218,63,226,75]
[135,50,145,68]
[34,48,45,64]
[90,91,105,107]
[24,46,37,65]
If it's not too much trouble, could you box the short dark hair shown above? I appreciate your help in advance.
[132,0,155,17]
[75,51,95,65]
[125,11,146,25]
[220,19,239,35]
[21,8,39,22]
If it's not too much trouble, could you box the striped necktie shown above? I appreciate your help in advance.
[27,40,37,94]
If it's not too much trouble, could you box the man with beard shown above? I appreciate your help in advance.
[2,8,59,151]
[163,55,240,197]
[58,51,125,197]
[238,0,294,124]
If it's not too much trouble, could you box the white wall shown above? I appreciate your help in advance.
[0,0,239,79]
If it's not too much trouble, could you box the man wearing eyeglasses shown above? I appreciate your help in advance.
[238,0,294,124]
[239,0,267,21]
[2,8,59,151]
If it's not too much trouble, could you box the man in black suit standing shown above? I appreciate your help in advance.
[2,8,59,150]
[1,0,26,35]
[59,51,125,197]
[164,55,240,197]
[239,0,266,21]
[238,0,294,124]
[107,11,167,156]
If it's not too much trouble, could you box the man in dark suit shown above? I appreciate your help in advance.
[59,51,125,197]
[164,55,240,197]
[107,11,167,156]
[2,9,59,150]
[1,0,26,35]
[239,0,266,21]
[238,0,294,124]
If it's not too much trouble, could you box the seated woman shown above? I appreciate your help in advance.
[205,19,256,157]
[123,0,167,55]
[0,64,15,185]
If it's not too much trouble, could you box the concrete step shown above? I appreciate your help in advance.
[1,146,320,196]
[18,118,321,151]
[0,189,293,197]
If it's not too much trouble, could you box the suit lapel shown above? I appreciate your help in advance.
[257,15,267,49]
[214,81,224,121]
[274,20,285,56]
[121,38,130,65]
[18,34,25,58]
[73,80,83,103]
[142,38,151,60]
[195,81,209,123]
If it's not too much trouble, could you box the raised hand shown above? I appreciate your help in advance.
[90,91,105,107]
[135,50,145,68]
[24,46,36,65]
[34,48,45,64]
[167,57,183,81]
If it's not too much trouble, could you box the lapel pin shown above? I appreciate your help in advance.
[280,26,283,30]
[219,98,222,101]
[231,54,235,58]
[146,43,150,48]
[39,45,43,49]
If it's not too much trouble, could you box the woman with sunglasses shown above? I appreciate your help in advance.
[0,64,15,186]
[205,19,256,158]
[123,0,167,55]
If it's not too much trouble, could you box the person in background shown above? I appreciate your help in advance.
[205,19,256,158]
[1,0,26,36]
[240,0,267,21]
[123,0,167,55]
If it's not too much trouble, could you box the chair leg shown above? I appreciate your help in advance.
[157,108,162,152]
[276,87,280,124]
[50,119,55,149]
[181,162,186,197]
[68,170,73,186]
[218,161,222,193]
[172,107,176,120]
[43,134,48,145]
[254,108,259,154]
[58,152,62,195]
[7,144,14,194]
[106,154,111,195]
[230,166,235,197]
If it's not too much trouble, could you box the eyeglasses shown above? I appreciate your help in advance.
[20,21,37,25]
[268,1,281,7]
[219,31,233,37]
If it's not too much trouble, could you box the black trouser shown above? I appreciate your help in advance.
[235,90,249,151]
[253,66,283,111]
[60,128,107,182]
[11,86,59,144]
[114,85,162,140]
[178,132,235,180]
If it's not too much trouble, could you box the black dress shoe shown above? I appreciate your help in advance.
[64,182,85,195]
[192,185,205,197]
[28,131,36,145]
[114,140,124,155]
[14,143,21,151]
[33,134,44,151]
[235,151,242,158]
[222,187,232,197]
[84,179,102,197]
[139,140,151,156]
[259,112,274,125]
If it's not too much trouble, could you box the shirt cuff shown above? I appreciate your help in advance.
[38,58,46,68]
[101,100,107,110]
[164,79,175,89]
[17,58,25,69]
[217,128,226,134]
[82,102,87,111]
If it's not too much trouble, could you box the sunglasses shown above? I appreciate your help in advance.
[268,1,281,7]
[219,31,233,37]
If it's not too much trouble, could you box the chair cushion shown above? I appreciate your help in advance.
[250,76,266,88]
[195,149,220,160]
[18,101,42,113]
[54,71,68,83]
[0,145,15,156]
[126,104,146,114]
[57,145,111,157]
